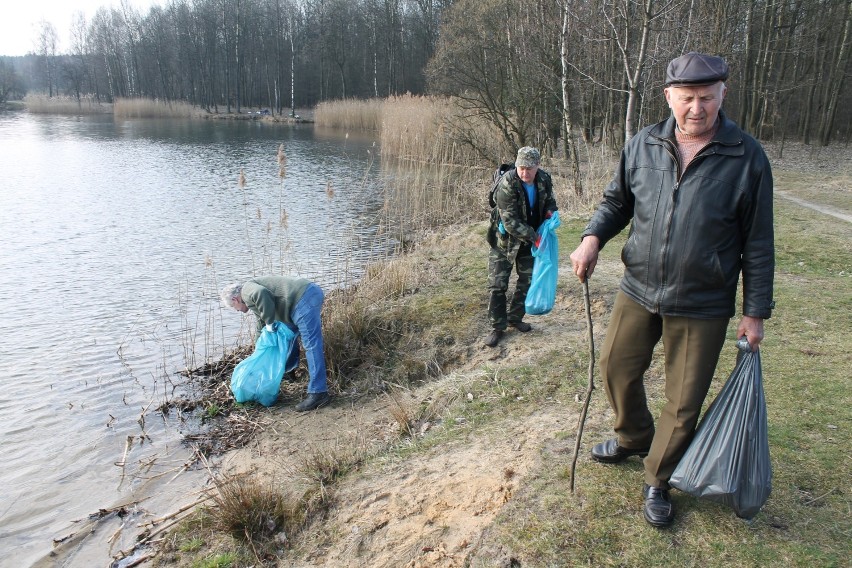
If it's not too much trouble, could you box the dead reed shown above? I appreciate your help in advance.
[113,97,200,119]
[380,94,506,165]
[23,93,111,115]
[314,98,383,130]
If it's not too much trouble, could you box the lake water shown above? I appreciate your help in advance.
[0,111,391,566]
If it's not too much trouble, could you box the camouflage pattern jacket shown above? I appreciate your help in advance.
[486,168,558,264]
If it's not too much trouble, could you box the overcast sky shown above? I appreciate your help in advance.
[0,0,159,57]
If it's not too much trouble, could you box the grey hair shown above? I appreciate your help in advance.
[220,283,243,308]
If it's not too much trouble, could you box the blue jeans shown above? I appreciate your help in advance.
[286,283,328,394]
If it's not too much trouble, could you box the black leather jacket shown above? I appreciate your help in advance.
[583,112,775,319]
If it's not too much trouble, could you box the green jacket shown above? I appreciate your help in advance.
[241,275,311,334]
[486,168,558,264]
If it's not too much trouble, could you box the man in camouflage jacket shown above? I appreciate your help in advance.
[485,146,558,347]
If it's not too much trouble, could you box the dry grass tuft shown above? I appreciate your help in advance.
[386,389,417,438]
[319,254,423,391]
[360,258,419,300]
[210,473,306,552]
[296,442,367,490]
[320,290,384,391]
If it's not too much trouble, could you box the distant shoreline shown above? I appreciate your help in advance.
[4,97,315,123]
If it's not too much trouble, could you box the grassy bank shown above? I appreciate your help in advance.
[145,155,850,566]
[477,200,851,567]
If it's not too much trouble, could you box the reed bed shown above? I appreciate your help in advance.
[377,94,615,232]
[314,98,383,130]
[23,93,111,114]
[380,94,528,166]
[113,97,200,119]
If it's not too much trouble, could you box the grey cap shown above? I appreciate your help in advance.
[666,52,729,86]
[516,146,541,168]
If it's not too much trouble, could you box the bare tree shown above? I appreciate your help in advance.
[0,59,22,103]
[560,0,583,195]
[817,0,852,145]
[35,20,59,96]
[427,0,562,161]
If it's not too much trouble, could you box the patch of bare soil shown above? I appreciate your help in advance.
[216,372,570,567]
[198,241,623,568]
[309,411,561,568]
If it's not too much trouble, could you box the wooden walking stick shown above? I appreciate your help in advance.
[569,274,595,493]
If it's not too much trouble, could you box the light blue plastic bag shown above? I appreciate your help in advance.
[230,323,299,407]
[525,211,561,315]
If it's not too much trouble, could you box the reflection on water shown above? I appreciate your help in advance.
[0,112,391,566]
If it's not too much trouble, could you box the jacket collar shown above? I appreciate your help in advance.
[647,110,744,156]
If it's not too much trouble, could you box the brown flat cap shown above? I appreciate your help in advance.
[666,52,729,86]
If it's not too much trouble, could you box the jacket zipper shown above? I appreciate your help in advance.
[655,139,716,312]
[656,142,680,312]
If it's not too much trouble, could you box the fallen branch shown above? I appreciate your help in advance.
[138,492,213,529]
[115,435,134,468]
[123,552,156,567]
[117,494,211,562]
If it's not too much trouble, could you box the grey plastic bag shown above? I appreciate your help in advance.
[669,338,772,519]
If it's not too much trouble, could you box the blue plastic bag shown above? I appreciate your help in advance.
[670,338,772,519]
[525,211,561,315]
[230,323,298,407]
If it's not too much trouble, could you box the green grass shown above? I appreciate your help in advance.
[472,201,851,567]
[774,169,852,212]
[191,554,236,568]
[178,538,204,553]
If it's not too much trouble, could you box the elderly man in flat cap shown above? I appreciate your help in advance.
[569,52,774,527]
[485,146,558,347]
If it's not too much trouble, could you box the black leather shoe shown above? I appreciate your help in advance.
[295,392,330,412]
[590,438,650,463]
[643,484,674,527]
[485,330,503,347]
[510,321,532,332]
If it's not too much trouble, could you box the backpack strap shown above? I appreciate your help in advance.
[488,162,515,208]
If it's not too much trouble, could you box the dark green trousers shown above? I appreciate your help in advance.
[600,291,729,488]
[487,244,533,330]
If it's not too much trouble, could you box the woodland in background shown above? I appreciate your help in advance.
[1,0,850,152]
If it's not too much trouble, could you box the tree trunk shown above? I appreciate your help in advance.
[818,0,852,145]
[622,0,654,143]
[560,0,583,196]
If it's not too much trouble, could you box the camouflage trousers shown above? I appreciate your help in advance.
[487,244,534,330]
